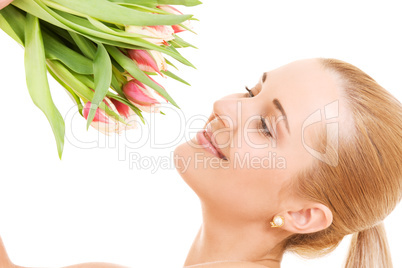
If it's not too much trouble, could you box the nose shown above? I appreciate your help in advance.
[212,93,247,131]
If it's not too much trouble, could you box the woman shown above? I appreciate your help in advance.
[174,58,402,268]
[1,58,401,268]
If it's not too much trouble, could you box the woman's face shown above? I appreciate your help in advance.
[174,58,343,222]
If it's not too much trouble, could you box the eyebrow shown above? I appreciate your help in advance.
[261,72,291,135]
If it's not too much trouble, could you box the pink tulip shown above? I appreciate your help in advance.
[110,99,138,129]
[83,98,136,135]
[122,73,168,103]
[157,5,192,33]
[125,25,174,45]
[83,101,110,124]
[128,49,167,76]
[123,80,162,113]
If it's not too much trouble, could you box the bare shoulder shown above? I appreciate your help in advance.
[62,263,128,268]
[192,261,270,268]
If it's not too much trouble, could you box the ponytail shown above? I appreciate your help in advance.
[345,222,392,268]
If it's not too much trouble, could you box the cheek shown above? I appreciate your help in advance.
[226,131,282,171]
[201,167,286,221]
[173,135,291,221]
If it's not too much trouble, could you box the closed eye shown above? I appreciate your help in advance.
[245,86,273,138]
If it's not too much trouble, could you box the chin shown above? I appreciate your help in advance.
[173,137,202,195]
[174,137,216,189]
[173,136,198,177]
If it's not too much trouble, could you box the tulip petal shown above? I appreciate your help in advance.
[109,94,145,125]
[125,25,175,45]
[157,5,193,33]
[157,5,183,15]
[110,99,138,129]
[149,50,167,72]
[110,99,131,119]
[131,103,160,114]
[172,25,186,33]
[83,102,109,123]
[107,46,180,108]
[128,49,161,74]
[123,81,159,105]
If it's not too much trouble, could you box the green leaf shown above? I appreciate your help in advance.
[116,3,166,13]
[15,0,195,68]
[24,14,65,159]
[13,0,67,28]
[0,5,26,45]
[86,16,151,39]
[86,43,113,129]
[46,60,93,102]
[47,64,84,116]
[161,70,190,86]
[68,32,97,59]
[106,45,180,109]
[164,44,195,68]
[165,58,179,70]
[156,0,202,6]
[46,0,193,26]
[111,75,123,95]
[47,60,126,124]
[171,34,198,49]
[13,0,139,49]
[75,74,96,90]
[54,10,195,67]
[42,30,94,74]
[40,20,77,46]
[108,0,202,7]
[0,16,22,45]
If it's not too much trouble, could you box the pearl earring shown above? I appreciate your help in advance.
[270,215,285,228]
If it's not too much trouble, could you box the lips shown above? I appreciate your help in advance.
[196,119,227,160]
[204,121,227,160]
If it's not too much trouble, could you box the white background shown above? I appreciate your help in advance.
[1,1,402,267]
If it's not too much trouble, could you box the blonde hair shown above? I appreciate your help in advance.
[283,58,402,268]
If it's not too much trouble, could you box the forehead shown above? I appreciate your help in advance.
[261,59,340,101]
[260,59,343,163]
[260,58,341,127]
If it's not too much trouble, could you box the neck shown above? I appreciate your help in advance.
[184,206,286,268]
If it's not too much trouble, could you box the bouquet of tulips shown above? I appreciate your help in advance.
[0,0,200,158]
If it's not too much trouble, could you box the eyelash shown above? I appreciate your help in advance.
[245,86,273,138]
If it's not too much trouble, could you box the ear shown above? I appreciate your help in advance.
[282,203,333,234]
